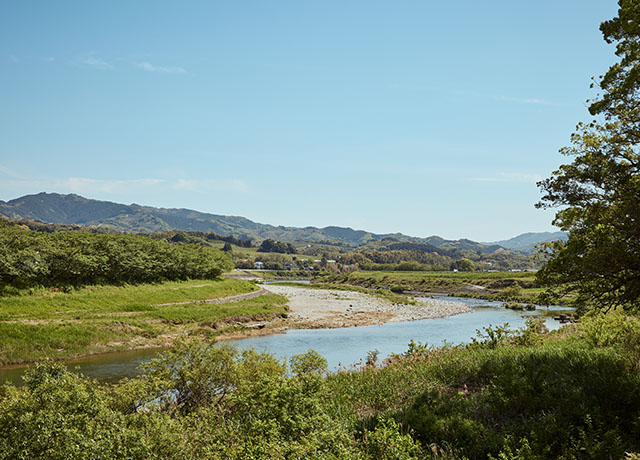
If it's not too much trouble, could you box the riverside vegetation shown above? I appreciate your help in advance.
[1,314,640,459]
[0,221,288,365]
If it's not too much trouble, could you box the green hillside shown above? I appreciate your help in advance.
[0,193,511,252]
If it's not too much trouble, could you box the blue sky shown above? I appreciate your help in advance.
[0,1,620,241]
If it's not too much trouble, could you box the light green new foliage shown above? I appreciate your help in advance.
[0,362,185,460]
[361,417,424,460]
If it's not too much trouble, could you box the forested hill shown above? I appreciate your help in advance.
[487,231,568,253]
[0,192,554,252]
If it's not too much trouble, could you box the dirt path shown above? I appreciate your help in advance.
[154,288,269,307]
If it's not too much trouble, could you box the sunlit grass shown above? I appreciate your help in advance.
[0,278,288,364]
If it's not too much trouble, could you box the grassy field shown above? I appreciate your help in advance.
[317,270,576,305]
[0,278,288,365]
[250,269,576,305]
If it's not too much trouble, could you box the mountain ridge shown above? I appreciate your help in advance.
[487,231,568,253]
[0,192,563,251]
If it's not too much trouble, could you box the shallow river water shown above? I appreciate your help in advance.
[0,297,568,385]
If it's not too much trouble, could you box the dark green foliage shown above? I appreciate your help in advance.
[537,1,640,311]
[335,247,533,272]
[152,229,252,248]
[0,221,232,291]
[450,259,476,272]
[401,345,640,459]
[257,238,297,254]
[1,217,116,234]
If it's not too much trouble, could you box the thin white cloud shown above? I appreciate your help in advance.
[45,56,55,63]
[471,172,543,184]
[496,95,563,106]
[0,165,29,180]
[0,172,247,197]
[61,177,165,194]
[172,179,248,193]
[8,54,19,63]
[136,61,186,74]
[80,56,113,70]
[412,87,564,107]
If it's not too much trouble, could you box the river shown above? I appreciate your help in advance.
[0,296,569,386]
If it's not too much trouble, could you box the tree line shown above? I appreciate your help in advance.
[0,221,232,291]
[152,230,253,248]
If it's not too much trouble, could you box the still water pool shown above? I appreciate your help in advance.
[0,297,568,385]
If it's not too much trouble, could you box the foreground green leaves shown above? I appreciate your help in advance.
[2,314,640,459]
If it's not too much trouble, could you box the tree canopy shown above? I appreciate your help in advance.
[0,221,233,291]
[536,0,640,311]
[257,239,297,254]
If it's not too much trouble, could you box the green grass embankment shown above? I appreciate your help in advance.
[0,278,288,365]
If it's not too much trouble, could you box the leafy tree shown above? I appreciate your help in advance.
[537,0,640,311]
[451,258,475,272]
[257,238,297,254]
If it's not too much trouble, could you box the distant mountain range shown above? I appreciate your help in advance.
[0,192,565,252]
[487,232,568,253]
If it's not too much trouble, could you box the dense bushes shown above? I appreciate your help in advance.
[2,316,640,459]
[0,344,420,460]
[326,315,640,459]
[400,345,640,459]
[0,222,232,291]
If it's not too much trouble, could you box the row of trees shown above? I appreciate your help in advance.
[152,230,253,248]
[0,222,233,291]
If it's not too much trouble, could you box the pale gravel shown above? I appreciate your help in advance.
[261,284,472,326]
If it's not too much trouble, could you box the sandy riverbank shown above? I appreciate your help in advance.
[0,284,472,369]
[261,284,472,329]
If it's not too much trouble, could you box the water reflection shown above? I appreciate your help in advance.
[0,296,570,385]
